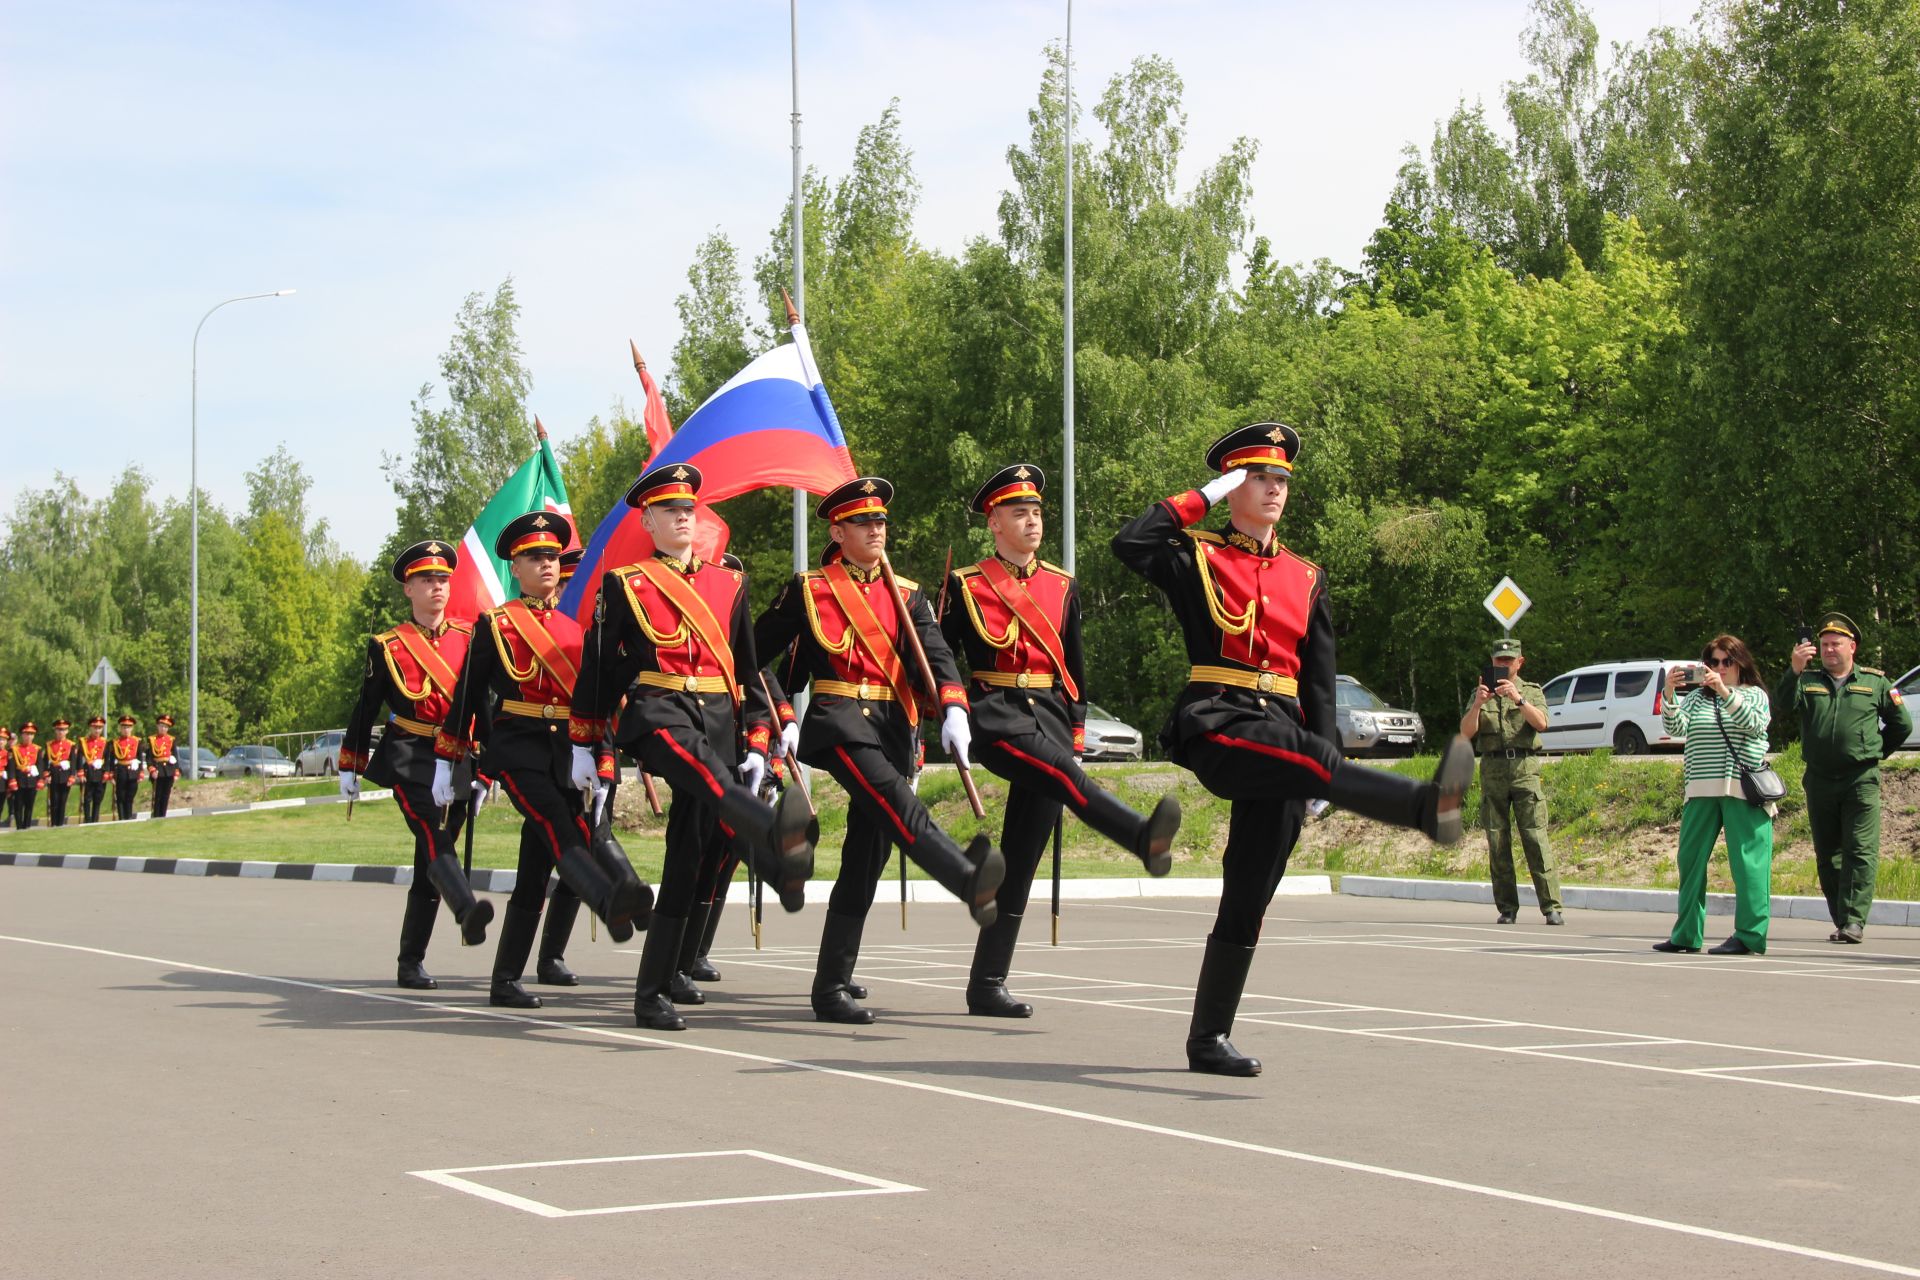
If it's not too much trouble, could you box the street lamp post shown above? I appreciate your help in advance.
[191,289,293,777]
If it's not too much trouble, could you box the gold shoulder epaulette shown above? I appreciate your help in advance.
[954,564,984,580]
[445,619,473,636]
[1859,666,1885,677]
[373,627,399,645]
[894,575,920,593]
[1186,530,1224,545]
[1039,560,1073,578]
[1278,544,1324,575]
[801,568,826,581]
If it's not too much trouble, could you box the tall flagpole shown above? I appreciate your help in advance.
[790,0,808,578]
[1062,1,1076,575]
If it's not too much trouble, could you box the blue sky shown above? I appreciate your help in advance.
[1,0,1679,560]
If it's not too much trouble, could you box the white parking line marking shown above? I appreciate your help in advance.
[409,1150,920,1218]
[9,933,1920,1279]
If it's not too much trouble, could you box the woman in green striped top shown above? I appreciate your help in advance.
[1652,634,1775,955]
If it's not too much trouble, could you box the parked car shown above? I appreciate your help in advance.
[1897,665,1919,750]
[185,746,221,779]
[1335,675,1426,757]
[1539,660,1693,755]
[1082,703,1145,762]
[213,745,296,779]
[295,730,345,777]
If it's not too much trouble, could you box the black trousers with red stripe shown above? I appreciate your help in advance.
[635,724,756,918]
[1178,711,1331,947]
[497,767,589,913]
[978,731,1103,917]
[819,741,975,917]
[391,779,469,908]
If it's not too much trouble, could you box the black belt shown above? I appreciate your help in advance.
[1482,747,1543,760]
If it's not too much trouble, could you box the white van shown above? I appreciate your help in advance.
[1539,660,1694,755]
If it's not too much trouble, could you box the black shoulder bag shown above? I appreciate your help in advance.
[1713,695,1786,807]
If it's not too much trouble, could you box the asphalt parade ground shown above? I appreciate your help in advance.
[5,869,1919,1279]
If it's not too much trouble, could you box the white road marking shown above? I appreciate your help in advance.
[409,1150,920,1218]
[7,931,1920,1278]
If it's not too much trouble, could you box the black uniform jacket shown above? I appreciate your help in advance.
[940,555,1087,753]
[1111,489,1337,765]
[342,618,473,788]
[569,554,773,762]
[754,559,970,767]
[436,598,585,785]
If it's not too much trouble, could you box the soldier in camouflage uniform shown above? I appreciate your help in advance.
[1461,637,1563,925]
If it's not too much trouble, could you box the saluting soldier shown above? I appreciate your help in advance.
[10,723,45,829]
[146,714,180,818]
[1114,424,1473,1076]
[1777,612,1913,943]
[44,719,78,827]
[755,476,1007,1025]
[941,463,1181,1018]
[109,715,145,821]
[341,539,496,990]
[1460,638,1563,925]
[436,511,651,1009]
[78,716,109,823]
[571,464,816,1030]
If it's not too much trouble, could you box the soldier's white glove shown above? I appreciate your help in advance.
[470,779,490,813]
[1201,468,1248,505]
[58,760,70,771]
[739,750,767,794]
[940,706,972,768]
[779,721,801,760]
[569,745,598,793]
[337,770,359,801]
[1306,798,1330,820]
[431,759,454,809]
[26,765,37,778]
[591,782,608,826]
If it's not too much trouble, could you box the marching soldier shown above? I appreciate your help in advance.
[755,476,1007,1025]
[44,719,78,827]
[341,539,496,990]
[10,723,45,829]
[530,543,590,989]
[437,510,652,1009]
[1459,638,1563,925]
[146,714,180,818]
[571,465,816,1030]
[1114,424,1473,1076]
[1777,612,1913,943]
[941,464,1181,1018]
[78,716,109,823]
[110,715,145,821]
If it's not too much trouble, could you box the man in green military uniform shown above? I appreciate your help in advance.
[1460,637,1563,925]
[1777,612,1912,943]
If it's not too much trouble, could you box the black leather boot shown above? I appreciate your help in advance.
[554,843,637,943]
[537,886,581,985]
[670,904,712,1005]
[590,827,654,932]
[489,903,544,1009]
[634,913,689,1031]
[966,911,1031,1017]
[1326,736,1474,845]
[812,910,874,1024]
[959,837,1007,927]
[396,892,439,990]
[426,855,494,946]
[1186,934,1261,1076]
[687,896,724,982]
[730,785,816,912]
[1081,788,1180,876]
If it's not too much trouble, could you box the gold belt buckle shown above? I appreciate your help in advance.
[1015,671,1031,689]
[542,703,560,719]
[1256,672,1277,693]
[857,679,871,700]
[684,675,700,693]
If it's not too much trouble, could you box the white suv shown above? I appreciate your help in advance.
[1539,660,1694,755]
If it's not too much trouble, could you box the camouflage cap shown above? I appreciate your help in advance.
[1491,637,1523,658]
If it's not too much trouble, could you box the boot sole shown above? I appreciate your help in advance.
[1428,737,1475,845]
[459,898,495,947]
[1139,795,1181,877]
[964,843,1006,928]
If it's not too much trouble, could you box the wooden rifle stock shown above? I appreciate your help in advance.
[877,550,985,819]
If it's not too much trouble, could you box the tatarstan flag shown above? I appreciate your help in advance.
[446,424,574,623]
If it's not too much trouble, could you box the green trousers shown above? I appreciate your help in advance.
[1670,796,1774,952]
[1804,767,1882,931]
[1481,766,1560,915]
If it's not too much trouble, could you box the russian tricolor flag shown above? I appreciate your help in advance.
[559,321,858,625]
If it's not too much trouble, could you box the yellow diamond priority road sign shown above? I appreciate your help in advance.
[1483,577,1532,631]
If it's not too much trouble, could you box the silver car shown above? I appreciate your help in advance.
[213,745,297,779]
[1082,703,1145,762]
[1897,665,1919,750]
[295,731,345,776]
[1336,675,1426,758]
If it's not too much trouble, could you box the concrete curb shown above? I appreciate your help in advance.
[0,852,1328,904]
[1338,874,1920,928]
[0,788,390,829]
